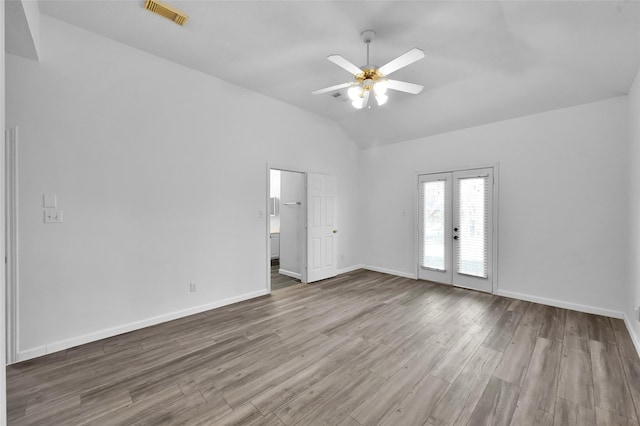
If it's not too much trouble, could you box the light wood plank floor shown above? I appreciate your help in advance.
[271,261,300,291]
[7,269,640,425]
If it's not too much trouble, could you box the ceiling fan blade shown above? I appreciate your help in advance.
[362,90,371,109]
[378,48,425,76]
[311,82,353,95]
[327,54,363,76]
[386,79,424,95]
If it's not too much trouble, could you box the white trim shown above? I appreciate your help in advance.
[337,264,364,275]
[278,269,301,280]
[14,289,269,363]
[363,265,417,280]
[16,346,46,363]
[623,313,640,359]
[416,163,501,177]
[5,127,18,364]
[495,289,624,319]
[266,164,272,293]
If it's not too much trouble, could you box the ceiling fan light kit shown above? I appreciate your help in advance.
[312,30,425,110]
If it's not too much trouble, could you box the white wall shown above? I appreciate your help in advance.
[6,16,361,358]
[280,171,304,276]
[360,97,629,315]
[628,67,640,350]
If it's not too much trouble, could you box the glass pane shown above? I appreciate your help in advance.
[457,177,487,277]
[422,181,446,271]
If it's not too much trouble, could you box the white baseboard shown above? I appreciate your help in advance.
[363,265,417,280]
[278,269,302,280]
[16,346,47,362]
[495,289,624,319]
[337,264,364,275]
[623,313,640,359]
[15,289,270,363]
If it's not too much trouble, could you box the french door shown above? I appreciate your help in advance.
[418,168,494,293]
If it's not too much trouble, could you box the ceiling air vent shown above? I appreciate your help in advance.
[144,0,188,26]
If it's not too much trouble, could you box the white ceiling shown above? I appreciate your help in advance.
[36,0,640,148]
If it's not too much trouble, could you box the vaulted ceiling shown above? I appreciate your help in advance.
[31,1,640,147]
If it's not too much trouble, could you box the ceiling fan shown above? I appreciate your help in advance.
[312,30,425,109]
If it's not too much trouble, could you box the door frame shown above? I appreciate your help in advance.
[415,163,500,294]
[266,164,308,292]
[5,127,18,363]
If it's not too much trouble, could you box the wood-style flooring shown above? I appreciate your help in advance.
[6,269,640,425]
[270,260,300,291]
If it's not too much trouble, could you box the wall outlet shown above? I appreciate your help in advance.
[44,210,63,223]
[189,283,196,293]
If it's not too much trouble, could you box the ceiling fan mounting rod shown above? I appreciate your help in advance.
[361,29,376,66]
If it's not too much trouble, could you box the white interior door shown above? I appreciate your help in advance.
[418,168,494,293]
[307,173,337,283]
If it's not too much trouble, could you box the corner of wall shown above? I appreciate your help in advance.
[626,63,640,356]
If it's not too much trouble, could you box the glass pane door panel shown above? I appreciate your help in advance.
[422,181,446,271]
[456,177,488,278]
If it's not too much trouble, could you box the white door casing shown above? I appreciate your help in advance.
[5,127,17,363]
[307,173,337,283]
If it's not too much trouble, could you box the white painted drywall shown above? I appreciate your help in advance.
[628,66,640,349]
[6,15,361,357]
[280,171,304,276]
[360,97,629,314]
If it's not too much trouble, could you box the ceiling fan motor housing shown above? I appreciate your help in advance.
[361,30,376,44]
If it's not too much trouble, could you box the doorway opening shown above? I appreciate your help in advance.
[269,168,306,291]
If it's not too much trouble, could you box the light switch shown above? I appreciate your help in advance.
[44,210,63,223]
[43,194,57,208]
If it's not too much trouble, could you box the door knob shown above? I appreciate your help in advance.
[453,235,459,240]
[333,230,338,234]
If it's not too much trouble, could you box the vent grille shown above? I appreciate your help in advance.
[144,0,188,26]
